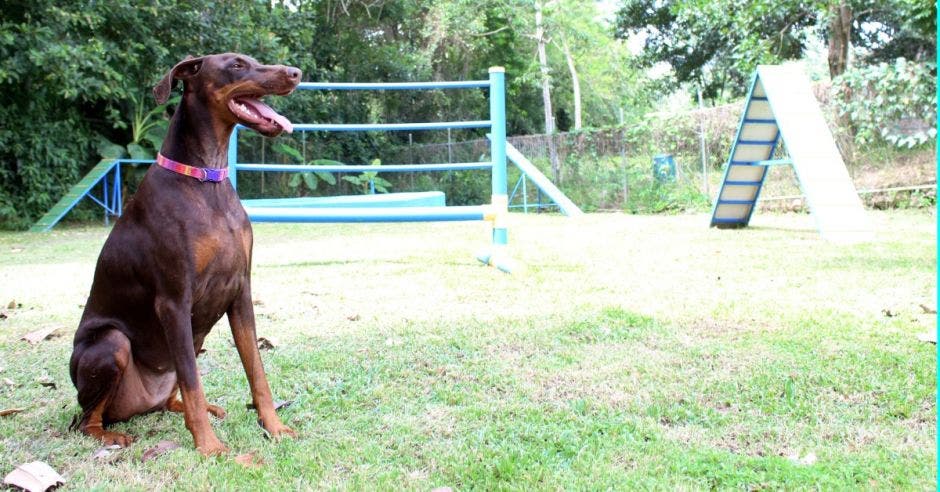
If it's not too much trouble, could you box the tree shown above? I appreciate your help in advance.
[615,0,936,99]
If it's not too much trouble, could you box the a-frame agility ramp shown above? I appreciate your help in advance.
[710,64,872,242]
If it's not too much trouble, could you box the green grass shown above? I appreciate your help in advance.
[0,210,935,490]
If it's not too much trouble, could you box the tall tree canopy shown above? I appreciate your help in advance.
[615,0,937,100]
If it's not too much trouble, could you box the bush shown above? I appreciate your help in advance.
[832,59,937,148]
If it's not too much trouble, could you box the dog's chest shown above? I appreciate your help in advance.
[189,218,251,328]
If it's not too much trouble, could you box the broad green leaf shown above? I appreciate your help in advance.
[302,172,317,190]
[127,143,152,160]
[273,143,303,162]
[311,159,345,166]
[96,139,126,159]
[314,171,336,185]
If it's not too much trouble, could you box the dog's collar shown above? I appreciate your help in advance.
[156,154,229,182]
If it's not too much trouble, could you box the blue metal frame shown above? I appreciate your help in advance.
[709,73,783,227]
[78,159,155,226]
[226,67,514,269]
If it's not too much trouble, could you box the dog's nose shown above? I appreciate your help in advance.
[286,67,301,80]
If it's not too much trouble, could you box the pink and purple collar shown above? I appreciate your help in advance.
[156,154,229,182]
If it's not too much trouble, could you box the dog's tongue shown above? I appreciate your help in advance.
[241,98,293,133]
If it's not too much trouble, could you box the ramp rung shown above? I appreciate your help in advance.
[743,118,776,124]
[717,199,755,205]
[751,96,768,101]
[711,218,747,224]
[725,180,761,186]
[737,139,776,145]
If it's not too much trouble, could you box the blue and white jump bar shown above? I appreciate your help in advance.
[226,67,514,272]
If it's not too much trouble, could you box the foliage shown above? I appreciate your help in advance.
[271,142,339,196]
[615,0,817,100]
[832,59,937,148]
[342,159,393,194]
[615,0,937,101]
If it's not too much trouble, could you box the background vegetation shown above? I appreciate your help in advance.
[0,0,935,229]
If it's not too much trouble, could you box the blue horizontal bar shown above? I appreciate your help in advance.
[737,140,775,145]
[725,180,762,186]
[717,199,755,205]
[750,96,768,101]
[297,81,489,91]
[112,159,156,165]
[236,162,492,173]
[731,159,792,166]
[711,217,747,223]
[288,121,491,132]
[245,205,486,223]
[743,118,776,124]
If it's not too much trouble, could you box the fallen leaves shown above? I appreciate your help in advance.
[0,408,25,417]
[3,461,65,492]
[256,337,277,350]
[916,331,937,344]
[786,451,817,466]
[234,452,264,469]
[92,445,122,461]
[140,440,179,463]
[36,376,56,390]
[246,400,292,411]
[20,327,62,345]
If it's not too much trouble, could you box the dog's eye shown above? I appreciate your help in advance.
[231,62,245,70]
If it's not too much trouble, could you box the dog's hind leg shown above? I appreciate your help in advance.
[70,329,135,447]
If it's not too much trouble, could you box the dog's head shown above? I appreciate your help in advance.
[153,53,301,137]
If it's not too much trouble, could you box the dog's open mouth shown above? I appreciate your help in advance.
[228,96,293,135]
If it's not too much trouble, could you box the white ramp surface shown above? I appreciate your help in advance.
[757,65,872,242]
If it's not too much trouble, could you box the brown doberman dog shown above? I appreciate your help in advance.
[69,53,300,455]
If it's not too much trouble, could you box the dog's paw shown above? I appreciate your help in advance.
[259,419,297,441]
[100,431,134,448]
[207,404,227,420]
[196,438,229,457]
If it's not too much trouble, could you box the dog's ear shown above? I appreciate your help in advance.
[153,55,205,104]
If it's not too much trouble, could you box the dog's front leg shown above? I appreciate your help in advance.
[155,296,228,455]
[228,286,296,440]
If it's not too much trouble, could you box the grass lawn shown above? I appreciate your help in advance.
[0,210,935,490]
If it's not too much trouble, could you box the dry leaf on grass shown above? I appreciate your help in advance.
[431,487,454,492]
[20,327,61,345]
[246,400,292,411]
[916,332,937,344]
[234,452,264,469]
[3,461,65,492]
[787,451,817,466]
[919,304,936,314]
[6,300,17,310]
[4,378,18,387]
[0,408,25,417]
[256,337,276,350]
[36,376,56,390]
[92,445,122,461]
[140,440,179,463]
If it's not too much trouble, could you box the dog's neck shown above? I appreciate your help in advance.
[160,93,234,169]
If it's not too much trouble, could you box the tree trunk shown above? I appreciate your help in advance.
[535,0,561,182]
[827,3,852,78]
[828,2,855,162]
[562,37,582,131]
